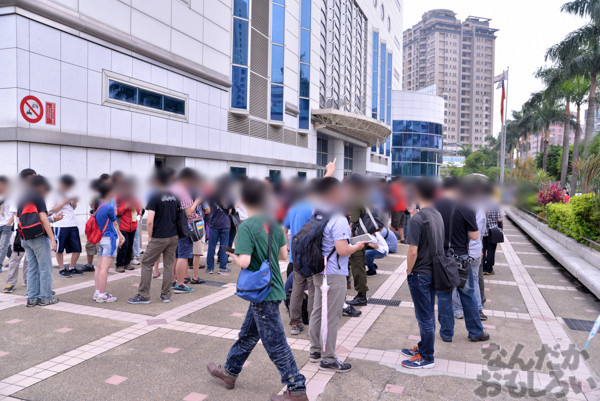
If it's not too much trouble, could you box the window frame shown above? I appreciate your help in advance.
[102,71,188,121]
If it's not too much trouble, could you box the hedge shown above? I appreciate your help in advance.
[546,194,600,244]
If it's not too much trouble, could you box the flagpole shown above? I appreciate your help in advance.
[499,67,509,188]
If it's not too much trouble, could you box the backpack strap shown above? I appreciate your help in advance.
[95,203,111,235]
[447,203,456,254]
[420,212,439,260]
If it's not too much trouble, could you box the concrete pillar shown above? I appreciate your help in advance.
[330,138,345,180]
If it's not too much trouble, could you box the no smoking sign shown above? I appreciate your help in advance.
[20,95,44,123]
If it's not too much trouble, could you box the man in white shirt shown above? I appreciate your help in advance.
[50,175,82,278]
[0,176,14,271]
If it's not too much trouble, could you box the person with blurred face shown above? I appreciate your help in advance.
[50,174,82,278]
[401,178,443,369]
[115,178,141,273]
[206,176,234,274]
[482,184,502,276]
[0,176,14,272]
[84,174,112,272]
[207,179,307,401]
[92,182,124,303]
[390,176,408,243]
[346,174,370,307]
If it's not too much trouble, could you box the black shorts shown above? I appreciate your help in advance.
[54,226,82,254]
[391,211,406,229]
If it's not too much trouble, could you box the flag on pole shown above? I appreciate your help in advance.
[500,79,506,123]
[495,70,508,123]
[494,70,508,83]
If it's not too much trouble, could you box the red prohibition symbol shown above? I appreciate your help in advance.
[20,95,44,123]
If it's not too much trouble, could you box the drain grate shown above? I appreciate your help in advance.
[368,298,400,307]
[563,318,595,332]
[202,280,227,287]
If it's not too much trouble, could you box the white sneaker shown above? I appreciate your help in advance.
[92,292,100,301]
[96,293,117,303]
[131,259,141,265]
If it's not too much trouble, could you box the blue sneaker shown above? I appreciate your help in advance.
[69,268,83,276]
[173,284,194,294]
[401,345,419,357]
[401,354,434,369]
[59,269,72,278]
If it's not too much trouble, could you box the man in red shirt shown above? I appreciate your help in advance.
[390,176,407,243]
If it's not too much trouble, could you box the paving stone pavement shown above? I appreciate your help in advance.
[0,219,599,400]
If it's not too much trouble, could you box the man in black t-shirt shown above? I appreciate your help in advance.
[434,177,489,343]
[128,169,179,304]
[401,178,444,369]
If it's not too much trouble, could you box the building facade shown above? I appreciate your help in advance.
[390,90,444,177]
[0,0,403,189]
[402,9,497,154]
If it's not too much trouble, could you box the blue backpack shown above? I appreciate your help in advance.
[236,222,274,303]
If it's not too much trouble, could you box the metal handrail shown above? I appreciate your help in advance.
[518,207,600,249]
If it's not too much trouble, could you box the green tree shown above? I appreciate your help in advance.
[457,144,473,157]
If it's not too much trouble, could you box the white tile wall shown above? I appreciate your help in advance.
[30,143,61,178]
[110,108,132,140]
[16,142,30,172]
[0,49,17,89]
[150,116,167,145]
[60,146,88,178]
[29,20,60,59]
[16,49,29,89]
[172,0,204,40]
[79,0,131,33]
[0,16,17,50]
[61,98,87,135]
[61,62,88,101]
[61,33,87,68]
[131,113,150,143]
[88,42,111,72]
[30,53,61,95]
[131,10,171,52]
[0,143,18,176]
[87,103,111,137]
[87,70,102,104]
[111,50,133,76]
[16,16,29,51]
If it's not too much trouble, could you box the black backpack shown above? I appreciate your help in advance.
[18,202,45,240]
[291,211,336,278]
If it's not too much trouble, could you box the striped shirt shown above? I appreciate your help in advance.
[484,204,502,237]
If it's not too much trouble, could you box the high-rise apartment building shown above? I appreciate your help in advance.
[403,9,497,152]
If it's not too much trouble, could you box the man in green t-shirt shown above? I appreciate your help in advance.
[207,179,307,401]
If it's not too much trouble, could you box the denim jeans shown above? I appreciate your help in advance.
[452,257,483,316]
[207,228,229,270]
[23,236,53,300]
[407,273,436,362]
[133,224,141,259]
[0,225,12,266]
[437,256,483,340]
[365,249,386,271]
[225,301,306,394]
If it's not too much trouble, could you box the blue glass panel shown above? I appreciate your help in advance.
[271,45,284,84]
[299,98,310,129]
[108,80,137,103]
[231,66,248,109]
[392,132,402,147]
[385,138,390,156]
[164,97,185,115]
[300,29,311,63]
[435,123,443,135]
[273,0,285,4]
[272,5,285,45]
[392,162,401,177]
[300,0,311,28]
[372,92,378,118]
[271,84,284,120]
[232,19,249,66]
[392,120,405,132]
[233,0,249,18]
[299,64,310,97]
[138,89,162,109]
[420,151,427,163]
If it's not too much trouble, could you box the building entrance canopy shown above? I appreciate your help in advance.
[311,109,391,147]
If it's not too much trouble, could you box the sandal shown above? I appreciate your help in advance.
[188,278,205,285]
[153,273,161,279]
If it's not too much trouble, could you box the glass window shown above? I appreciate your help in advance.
[231,66,248,109]
[271,45,284,84]
[233,0,249,18]
[299,64,310,97]
[230,166,247,178]
[232,19,249,66]
[299,98,310,129]
[272,5,285,45]
[269,169,281,183]
[270,84,284,121]
[108,80,137,103]
[300,29,311,63]
[298,171,307,179]
[300,0,311,29]
[164,97,185,115]
[138,89,162,110]
[392,120,405,132]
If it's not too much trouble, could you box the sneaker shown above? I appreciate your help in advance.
[402,354,435,369]
[173,284,194,294]
[206,362,236,389]
[59,269,72,278]
[319,359,352,373]
[270,390,309,401]
[130,259,141,266]
[441,336,452,343]
[127,294,151,304]
[342,305,361,317]
[207,269,214,274]
[290,323,304,335]
[92,292,100,301]
[38,297,60,306]
[346,295,367,306]
[468,332,490,342]
[198,264,206,269]
[309,352,321,363]
[160,295,170,303]
[26,298,38,307]
[69,268,83,276]
[479,310,488,321]
[124,265,134,270]
[483,270,495,275]
[366,270,377,276]
[116,266,126,273]
[96,293,117,303]
[218,268,231,275]
[454,314,464,319]
[401,345,420,357]
[3,284,14,293]
[83,263,95,272]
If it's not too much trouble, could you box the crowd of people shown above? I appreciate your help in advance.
[0,163,503,401]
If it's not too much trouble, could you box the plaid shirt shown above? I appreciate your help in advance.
[171,183,198,222]
[484,204,502,237]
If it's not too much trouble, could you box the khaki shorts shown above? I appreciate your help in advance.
[85,241,98,255]
[192,239,204,255]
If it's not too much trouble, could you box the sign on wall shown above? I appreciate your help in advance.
[19,96,57,125]
[45,102,56,125]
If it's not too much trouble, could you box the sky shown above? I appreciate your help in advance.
[402,0,586,137]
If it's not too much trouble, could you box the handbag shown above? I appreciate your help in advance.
[176,201,192,239]
[190,216,205,242]
[489,227,504,244]
[353,206,384,236]
[446,204,469,289]
[421,212,460,292]
[235,221,274,303]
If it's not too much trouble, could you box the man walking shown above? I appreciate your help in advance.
[401,178,444,369]
[207,179,307,401]
[128,168,179,304]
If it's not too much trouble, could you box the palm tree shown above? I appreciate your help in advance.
[457,144,473,157]
[564,76,590,187]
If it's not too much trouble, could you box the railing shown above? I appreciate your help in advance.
[517,207,600,250]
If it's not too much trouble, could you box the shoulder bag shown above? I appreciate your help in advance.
[421,211,460,292]
[236,221,274,303]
